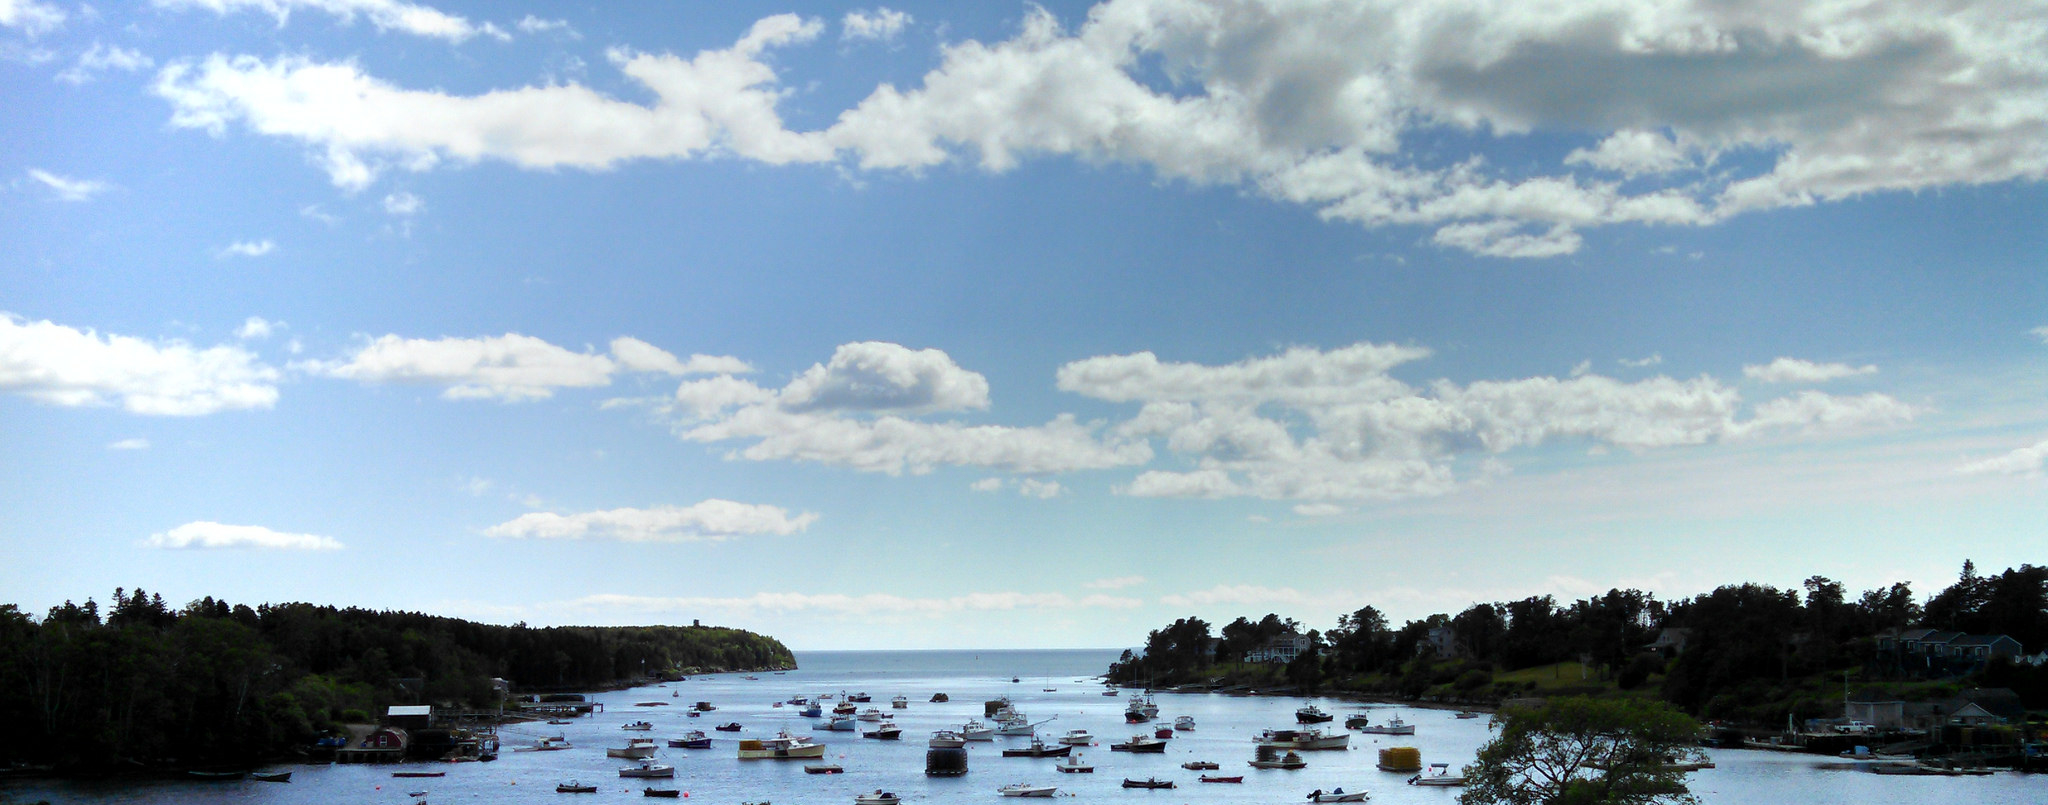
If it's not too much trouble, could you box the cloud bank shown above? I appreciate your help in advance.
[0,314,280,415]
[484,500,819,543]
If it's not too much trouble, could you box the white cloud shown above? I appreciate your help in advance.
[140,2,2048,254]
[1292,502,1346,517]
[1620,353,1663,369]
[1743,357,1879,384]
[154,15,831,190]
[609,337,752,377]
[25,168,108,201]
[1085,575,1146,590]
[154,0,499,42]
[1079,343,1918,503]
[381,190,422,215]
[144,521,342,550]
[107,437,150,450]
[516,14,576,38]
[304,333,615,401]
[0,0,64,35]
[460,476,492,495]
[557,590,1143,617]
[0,314,280,415]
[842,8,910,42]
[56,42,153,84]
[2030,326,2048,344]
[1568,360,1591,378]
[969,477,1004,492]
[218,239,274,258]
[484,499,818,543]
[299,203,341,225]
[235,316,278,340]
[1018,478,1065,498]
[1958,437,2048,478]
[1159,584,1316,609]
[670,343,1150,476]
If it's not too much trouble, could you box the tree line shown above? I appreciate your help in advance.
[1108,561,2047,722]
[0,589,793,771]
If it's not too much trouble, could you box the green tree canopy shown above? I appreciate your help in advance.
[1461,696,1705,805]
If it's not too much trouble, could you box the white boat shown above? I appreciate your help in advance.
[1056,753,1095,774]
[1307,787,1367,802]
[1409,763,1467,787]
[1357,716,1414,736]
[1128,693,1159,718]
[1174,715,1196,731]
[737,731,827,760]
[622,721,654,731]
[891,696,909,709]
[853,790,899,805]
[1255,727,1350,751]
[998,784,1058,797]
[814,716,857,732]
[517,736,571,751]
[1057,729,1094,746]
[858,708,887,722]
[960,720,995,741]
[606,744,658,759]
[618,761,675,778]
[995,717,1037,736]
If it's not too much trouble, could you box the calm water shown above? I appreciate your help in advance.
[6,648,2040,804]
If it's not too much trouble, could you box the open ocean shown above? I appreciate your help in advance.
[4,648,2039,804]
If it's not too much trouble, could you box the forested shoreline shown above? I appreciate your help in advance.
[0,590,792,772]
[1107,562,2047,725]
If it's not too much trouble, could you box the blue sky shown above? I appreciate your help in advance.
[4,0,2045,650]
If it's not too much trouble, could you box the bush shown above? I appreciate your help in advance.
[339,709,372,724]
[1617,653,1663,690]
[1455,669,1493,691]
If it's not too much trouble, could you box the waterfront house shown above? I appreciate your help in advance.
[1424,626,1461,660]
[1246,631,1312,663]
[388,704,432,730]
[1643,628,1691,658]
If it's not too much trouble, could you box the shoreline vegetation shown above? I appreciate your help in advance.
[1104,561,2046,750]
[0,592,792,775]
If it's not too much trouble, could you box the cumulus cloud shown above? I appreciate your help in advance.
[0,314,280,415]
[152,2,2048,255]
[218,239,274,258]
[25,168,108,201]
[969,477,1004,492]
[558,590,1143,617]
[154,0,502,43]
[1077,342,1918,503]
[1743,357,1878,384]
[842,8,910,42]
[56,43,154,84]
[304,332,742,401]
[1293,502,1346,516]
[667,342,1149,475]
[153,15,830,190]
[144,521,342,550]
[484,500,818,542]
[1620,353,1663,369]
[0,0,64,35]
[1018,479,1065,498]
[235,316,278,340]
[1958,438,2048,478]
[107,437,150,450]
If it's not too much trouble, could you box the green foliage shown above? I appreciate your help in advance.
[1460,697,1705,805]
[0,592,791,770]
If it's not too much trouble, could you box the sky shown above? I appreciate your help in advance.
[3,0,2045,651]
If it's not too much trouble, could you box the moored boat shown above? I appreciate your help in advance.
[393,771,446,778]
[557,782,597,793]
[1454,711,1482,719]
[864,722,903,740]
[618,761,675,778]
[1173,715,1196,731]
[607,744,658,759]
[1110,734,1167,753]
[737,731,827,760]
[960,719,995,740]
[669,730,712,749]
[1182,761,1219,770]
[715,722,744,732]
[1297,705,1334,723]
[622,721,655,731]
[250,772,292,783]
[1057,729,1094,746]
[1002,736,1072,757]
[185,770,247,781]
[1199,774,1243,783]
[1357,715,1413,735]
[858,708,887,722]
[892,695,909,709]
[1250,749,1307,769]
[1344,713,1372,730]
[814,715,857,731]
[644,788,682,798]
[1409,763,1467,787]
[1056,753,1094,773]
[853,790,899,805]
[1255,727,1350,751]
[998,783,1058,797]
[1306,787,1368,802]
[805,764,845,774]
[930,729,966,748]
[1122,777,1175,789]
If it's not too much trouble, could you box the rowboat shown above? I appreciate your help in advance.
[1182,761,1219,770]
[1122,777,1175,789]
[250,772,292,783]
[557,782,597,793]
[1199,775,1243,783]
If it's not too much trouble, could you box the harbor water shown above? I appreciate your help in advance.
[5,648,2039,804]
